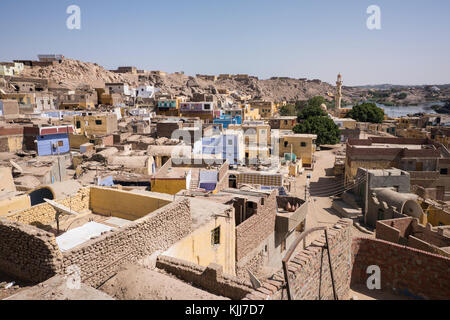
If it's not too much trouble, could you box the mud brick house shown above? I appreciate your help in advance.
[199,189,308,279]
[0,124,25,152]
[376,217,450,257]
[346,137,450,201]
[243,219,450,300]
[162,188,308,283]
[0,99,20,117]
[151,158,229,195]
[0,187,191,286]
[268,116,297,130]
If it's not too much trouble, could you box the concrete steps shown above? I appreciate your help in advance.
[331,199,362,219]
[341,191,361,209]
[190,179,198,190]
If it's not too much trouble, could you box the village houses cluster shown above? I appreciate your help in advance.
[0,56,448,300]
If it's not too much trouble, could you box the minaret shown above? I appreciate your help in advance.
[335,73,343,110]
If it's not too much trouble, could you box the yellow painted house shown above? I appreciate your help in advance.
[249,101,275,118]
[396,127,429,139]
[278,132,317,168]
[164,198,236,275]
[243,105,261,121]
[419,200,450,227]
[72,113,118,136]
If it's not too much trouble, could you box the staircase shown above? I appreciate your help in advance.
[331,199,362,219]
[190,179,198,190]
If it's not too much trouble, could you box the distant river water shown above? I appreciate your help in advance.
[346,102,444,118]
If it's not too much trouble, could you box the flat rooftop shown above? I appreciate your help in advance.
[363,168,408,176]
[354,144,425,149]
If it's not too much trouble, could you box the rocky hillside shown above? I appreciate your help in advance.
[16,58,449,105]
[21,59,138,89]
[17,59,360,102]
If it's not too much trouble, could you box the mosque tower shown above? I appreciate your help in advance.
[335,73,343,110]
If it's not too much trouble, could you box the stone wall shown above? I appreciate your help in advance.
[376,217,450,257]
[156,255,253,300]
[235,248,265,280]
[244,219,353,300]
[0,194,191,287]
[6,188,90,228]
[61,198,191,287]
[0,218,62,283]
[351,237,450,300]
[235,190,277,263]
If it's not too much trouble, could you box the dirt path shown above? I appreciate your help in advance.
[99,264,228,300]
[292,145,371,245]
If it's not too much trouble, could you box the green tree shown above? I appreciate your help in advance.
[297,104,326,120]
[293,116,341,145]
[395,92,407,100]
[279,104,296,116]
[294,100,308,111]
[307,96,327,108]
[346,102,384,123]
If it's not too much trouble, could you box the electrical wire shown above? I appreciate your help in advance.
[311,177,367,198]
[307,172,366,191]
[309,175,366,196]
[310,175,367,196]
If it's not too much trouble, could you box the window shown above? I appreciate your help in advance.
[76,121,81,129]
[204,104,211,110]
[284,141,288,148]
[440,168,448,175]
[301,142,307,147]
[284,120,288,125]
[211,227,220,246]
[95,120,102,125]
[58,141,64,147]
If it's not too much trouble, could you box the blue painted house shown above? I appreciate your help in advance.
[24,125,74,156]
[213,114,242,129]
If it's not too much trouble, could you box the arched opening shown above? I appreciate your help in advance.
[28,187,54,206]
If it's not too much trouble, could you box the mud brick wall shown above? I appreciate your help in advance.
[156,255,253,300]
[235,191,277,263]
[0,218,62,283]
[235,249,265,280]
[244,219,353,300]
[6,188,91,227]
[351,237,450,300]
[62,198,191,288]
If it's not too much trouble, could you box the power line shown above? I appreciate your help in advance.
[312,177,367,198]
[310,175,367,197]
[309,175,366,195]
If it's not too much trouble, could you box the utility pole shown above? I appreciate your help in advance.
[364,169,369,225]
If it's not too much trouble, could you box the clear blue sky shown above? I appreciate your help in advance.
[1,0,449,85]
